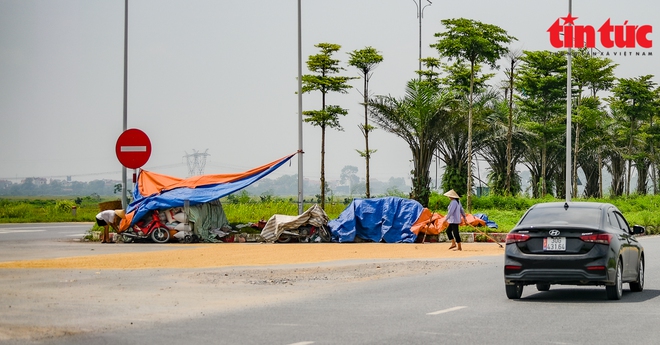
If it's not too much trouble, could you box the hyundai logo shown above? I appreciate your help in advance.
[549,230,561,236]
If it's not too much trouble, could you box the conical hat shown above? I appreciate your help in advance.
[114,209,126,219]
[443,189,460,199]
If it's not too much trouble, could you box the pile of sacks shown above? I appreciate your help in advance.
[160,207,192,232]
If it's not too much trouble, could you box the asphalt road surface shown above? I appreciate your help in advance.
[1,224,659,344]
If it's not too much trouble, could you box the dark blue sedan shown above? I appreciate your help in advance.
[504,202,645,300]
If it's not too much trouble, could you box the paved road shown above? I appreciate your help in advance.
[0,223,176,263]
[0,223,90,242]
[1,224,659,344]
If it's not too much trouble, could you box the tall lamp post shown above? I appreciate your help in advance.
[565,0,573,202]
[297,0,304,214]
[122,0,129,209]
[413,0,432,73]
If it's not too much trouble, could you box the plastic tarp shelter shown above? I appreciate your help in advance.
[260,204,329,242]
[119,152,296,231]
[328,197,489,243]
[329,197,425,243]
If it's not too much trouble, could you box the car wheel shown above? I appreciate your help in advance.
[630,258,644,292]
[150,227,170,244]
[606,259,623,300]
[536,283,551,291]
[505,283,523,299]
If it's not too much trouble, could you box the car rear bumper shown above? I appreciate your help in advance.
[504,243,615,286]
[504,268,611,286]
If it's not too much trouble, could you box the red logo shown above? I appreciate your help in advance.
[548,13,652,49]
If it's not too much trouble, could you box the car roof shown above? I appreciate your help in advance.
[528,201,617,211]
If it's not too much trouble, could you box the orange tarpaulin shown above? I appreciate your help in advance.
[137,154,294,197]
[411,208,486,235]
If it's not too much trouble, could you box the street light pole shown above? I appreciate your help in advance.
[413,0,432,73]
[297,0,304,214]
[565,0,572,202]
[122,0,129,209]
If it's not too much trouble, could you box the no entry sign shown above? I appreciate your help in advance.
[115,128,152,169]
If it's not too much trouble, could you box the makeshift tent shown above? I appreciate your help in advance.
[329,197,424,243]
[260,204,329,242]
[119,152,297,238]
[329,196,488,243]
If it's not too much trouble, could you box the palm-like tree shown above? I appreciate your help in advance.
[479,98,528,196]
[368,79,453,207]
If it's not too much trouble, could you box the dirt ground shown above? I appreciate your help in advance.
[0,241,504,269]
[0,242,504,342]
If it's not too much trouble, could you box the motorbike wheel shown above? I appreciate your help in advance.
[150,227,170,243]
[318,225,332,242]
[119,234,134,243]
[277,235,292,243]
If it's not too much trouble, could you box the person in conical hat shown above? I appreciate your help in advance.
[95,209,125,243]
[444,189,467,251]
[443,189,460,199]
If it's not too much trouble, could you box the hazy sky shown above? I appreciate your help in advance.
[1,0,657,185]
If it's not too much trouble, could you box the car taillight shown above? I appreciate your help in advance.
[586,266,606,271]
[506,233,530,244]
[580,233,612,245]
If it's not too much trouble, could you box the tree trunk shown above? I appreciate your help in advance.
[467,61,475,212]
[541,139,547,197]
[320,125,326,209]
[364,74,371,198]
[626,118,634,196]
[636,159,649,195]
[573,122,580,197]
[505,59,514,196]
[598,148,603,198]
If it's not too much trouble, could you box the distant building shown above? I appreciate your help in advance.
[0,180,12,189]
[21,177,47,186]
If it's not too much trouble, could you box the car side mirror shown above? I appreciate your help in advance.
[632,225,645,235]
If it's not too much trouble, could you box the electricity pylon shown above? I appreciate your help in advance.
[184,149,209,177]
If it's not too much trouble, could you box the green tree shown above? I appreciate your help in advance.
[368,79,454,207]
[302,43,355,209]
[417,57,442,87]
[608,75,657,195]
[436,60,496,197]
[502,50,522,195]
[480,98,527,196]
[516,50,567,198]
[431,18,516,211]
[571,50,617,197]
[348,46,383,198]
[574,96,609,197]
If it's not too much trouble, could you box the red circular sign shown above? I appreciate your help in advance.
[115,128,152,169]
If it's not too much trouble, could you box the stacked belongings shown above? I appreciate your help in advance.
[162,207,194,242]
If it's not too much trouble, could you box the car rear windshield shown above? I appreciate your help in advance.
[518,207,602,227]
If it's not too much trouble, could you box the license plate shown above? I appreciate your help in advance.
[544,237,566,251]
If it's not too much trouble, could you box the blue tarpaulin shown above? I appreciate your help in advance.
[328,197,424,243]
[122,153,296,229]
[474,213,498,228]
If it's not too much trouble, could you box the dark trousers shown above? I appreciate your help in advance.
[446,223,461,243]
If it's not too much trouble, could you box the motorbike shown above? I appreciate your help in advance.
[276,224,332,243]
[118,210,171,243]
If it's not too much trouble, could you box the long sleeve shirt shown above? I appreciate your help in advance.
[446,199,466,224]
